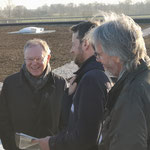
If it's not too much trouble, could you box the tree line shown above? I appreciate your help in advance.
[0,0,150,19]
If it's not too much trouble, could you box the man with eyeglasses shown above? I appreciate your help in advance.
[88,13,150,150]
[0,38,67,150]
[33,21,111,150]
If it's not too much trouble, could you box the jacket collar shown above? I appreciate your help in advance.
[106,59,150,112]
[18,68,56,89]
[74,55,104,84]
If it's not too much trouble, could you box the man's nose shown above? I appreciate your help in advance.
[32,58,39,64]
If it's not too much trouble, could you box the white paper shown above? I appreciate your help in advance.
[15,133,41,150]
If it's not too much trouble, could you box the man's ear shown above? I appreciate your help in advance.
[82,40,90,51]
[47,54,51,62]
[114,56,121,63]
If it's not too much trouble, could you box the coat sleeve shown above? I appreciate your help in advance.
[49,71,109,150]
[0,81,17,150]
[106,85,148,150]
[58,88,73,131]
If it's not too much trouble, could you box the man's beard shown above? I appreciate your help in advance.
[74,50,84,68]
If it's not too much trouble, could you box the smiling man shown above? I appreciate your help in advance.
[24,43,50,77]
[0,39,67,150]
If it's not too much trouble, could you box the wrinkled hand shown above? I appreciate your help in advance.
[68,76,77,95]
[32,136,50,150]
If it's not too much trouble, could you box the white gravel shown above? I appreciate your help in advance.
[143,27,150,37]
[53,61,78,79]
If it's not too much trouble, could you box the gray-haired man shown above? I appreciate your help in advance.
[89,13,150,150]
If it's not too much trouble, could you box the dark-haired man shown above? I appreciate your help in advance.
[33,21,111,150]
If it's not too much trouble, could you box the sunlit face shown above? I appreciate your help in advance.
[70,32,85,67]
[24,45,50,77]
[95,43,122,77]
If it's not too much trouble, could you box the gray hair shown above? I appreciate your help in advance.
[24,38,51,55]
[88,13,149,71]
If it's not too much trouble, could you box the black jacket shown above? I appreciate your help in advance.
[0,69,67,150]
[99,60,150,150]
[49,56,111,150]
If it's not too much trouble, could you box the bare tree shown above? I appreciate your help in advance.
[12,5,28,18]
[4,0,14,18]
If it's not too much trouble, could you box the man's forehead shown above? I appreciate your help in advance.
[72,32,80,42]
[25,46,45,55]
[72,32,79,38]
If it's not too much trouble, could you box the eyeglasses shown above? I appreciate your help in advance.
[24,56,47,63]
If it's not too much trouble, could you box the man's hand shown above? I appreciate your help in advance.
[68,76,77,95]
[32,136,50,150]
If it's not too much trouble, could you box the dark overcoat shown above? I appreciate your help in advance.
[0,69,66,150]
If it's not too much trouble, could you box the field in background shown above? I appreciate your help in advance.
[1,15,150,24]
[0,23,150,82]
[0,25,72,81]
